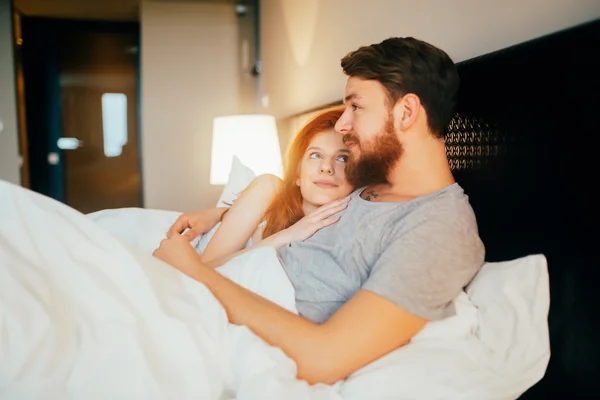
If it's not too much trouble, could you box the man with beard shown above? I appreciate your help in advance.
[156,37,485,385]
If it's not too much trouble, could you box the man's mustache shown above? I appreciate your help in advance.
[342,134,359,144]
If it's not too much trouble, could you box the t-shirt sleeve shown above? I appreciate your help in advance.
[361,217,484,321]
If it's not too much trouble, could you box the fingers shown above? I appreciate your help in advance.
[303,215,341,241]
[313,196,350,215]
[166,215,190,238]
[166,215,201,242]
[319,215,341,228]
[183,228,200,241]
[311,202,348,221]
[320,197,350,211]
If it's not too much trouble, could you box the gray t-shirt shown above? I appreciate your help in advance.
[276,183,485,324]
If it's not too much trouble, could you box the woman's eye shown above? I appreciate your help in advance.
[336,155,349,163]
[309,152,322,159]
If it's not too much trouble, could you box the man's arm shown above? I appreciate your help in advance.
[189,213,480,384]
[185,264,428,385]
[155,213,480,385]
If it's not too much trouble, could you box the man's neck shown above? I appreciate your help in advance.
[383,136,455,199]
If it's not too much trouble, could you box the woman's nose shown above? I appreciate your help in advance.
[320,161,333,175]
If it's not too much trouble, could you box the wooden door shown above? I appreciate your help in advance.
[58,25,141,213]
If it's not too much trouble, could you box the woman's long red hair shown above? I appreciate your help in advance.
[262,107,344,238]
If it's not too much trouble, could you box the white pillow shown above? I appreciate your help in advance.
[341,254,550,400]
[465,254,551,380]
[216,155,257,208]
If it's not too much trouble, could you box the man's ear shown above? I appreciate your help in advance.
[393,94,421,131]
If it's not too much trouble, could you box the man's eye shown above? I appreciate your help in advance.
[351,104,360,111]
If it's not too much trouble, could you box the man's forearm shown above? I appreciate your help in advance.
[190,264,332,383]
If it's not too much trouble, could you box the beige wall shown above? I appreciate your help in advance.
[140,0,241,212]
[260,0,600,119]
[0,0,20,185]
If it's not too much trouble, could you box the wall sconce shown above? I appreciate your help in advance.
[210,114,283,185]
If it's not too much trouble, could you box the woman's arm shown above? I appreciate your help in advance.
[204,197,350,269]
[203,230,282,269]
[200,174,282,264]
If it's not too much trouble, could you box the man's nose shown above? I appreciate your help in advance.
[335,109,352,134]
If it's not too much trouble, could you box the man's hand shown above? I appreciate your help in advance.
[153,234,204,277]
[166,208,227,241]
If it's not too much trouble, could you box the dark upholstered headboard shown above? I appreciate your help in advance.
[451,19,599,399]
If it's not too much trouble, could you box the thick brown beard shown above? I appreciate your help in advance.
[345,118,403,188]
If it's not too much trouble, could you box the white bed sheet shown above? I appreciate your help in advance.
[0,181,549,399]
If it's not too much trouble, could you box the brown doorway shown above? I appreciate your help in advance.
[22,18,142,214]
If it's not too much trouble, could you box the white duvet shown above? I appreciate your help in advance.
[0,181,550,400]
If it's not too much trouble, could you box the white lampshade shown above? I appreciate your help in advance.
[210,114,284,185]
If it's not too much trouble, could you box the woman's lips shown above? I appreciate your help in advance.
[313,180,338,188]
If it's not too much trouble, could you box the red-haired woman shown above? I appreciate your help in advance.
[162,108,354,267]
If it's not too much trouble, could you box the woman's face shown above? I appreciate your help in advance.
[297,129,354,214]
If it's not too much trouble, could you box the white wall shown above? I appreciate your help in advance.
[0,0,21,185]
[141,0,240,212]
[260,0,600,118]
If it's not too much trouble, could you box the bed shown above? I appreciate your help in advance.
[0,19,596,400]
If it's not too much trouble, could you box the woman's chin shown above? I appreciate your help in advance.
[310,195,342,207]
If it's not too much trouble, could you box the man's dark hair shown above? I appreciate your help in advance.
[341,37,459,138]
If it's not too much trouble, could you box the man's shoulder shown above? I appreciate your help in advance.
[381,184,481,246]
[403,184,484,259]
[411,183,475,219]
[340,183,480,239]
